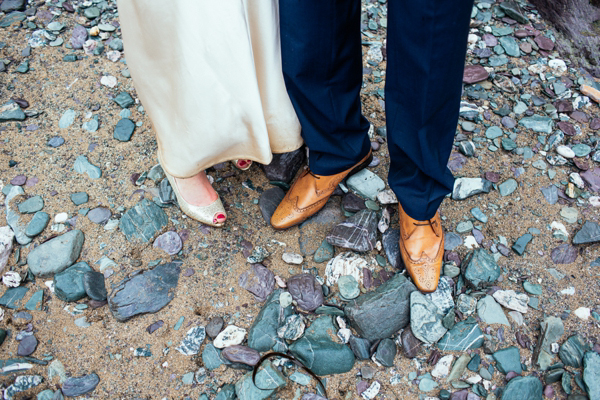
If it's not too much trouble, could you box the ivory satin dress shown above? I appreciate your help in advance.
[117,0,303,178]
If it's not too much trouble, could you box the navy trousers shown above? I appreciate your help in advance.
[280,0,474,220]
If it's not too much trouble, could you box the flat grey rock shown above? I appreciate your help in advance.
[326,209,377,252]
[54,262,92,302]
[119,199,168,242]
[345,273,416,341]
[27,230,84,277]
[573,221,600,244]
[108,262,181,322]
[5,186,32,245]
[61,373,100,397]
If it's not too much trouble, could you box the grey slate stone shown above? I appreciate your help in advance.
[54,262,92,302]
[573,221,600,244]
[344,273,416,341]
[27,230,85,277]
[18,196,44,214]
[25,212,49,237]
[119,199,168,242]
[61,374,100,397]
[326,209,378,252]
[108,262,181,322]
[462,248,501,288]
[247,290,292,352]
[261,148,305,184]
[501,376,543,400]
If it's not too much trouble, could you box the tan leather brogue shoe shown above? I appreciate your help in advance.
[271,150,373,230]
[398,204,444,293]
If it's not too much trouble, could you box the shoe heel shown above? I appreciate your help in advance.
[347,151,373,177]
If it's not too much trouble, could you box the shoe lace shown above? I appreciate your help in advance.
[412,219,440,237]
[307,169,321,180]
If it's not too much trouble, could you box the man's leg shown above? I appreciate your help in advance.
[278,0,370,175]
[386,0,474,292]
[272,0,372,229]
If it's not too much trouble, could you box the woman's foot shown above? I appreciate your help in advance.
[233,159,252,170]
[172,171,226,225]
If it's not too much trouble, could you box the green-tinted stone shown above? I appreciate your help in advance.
[202,343,224,370]
[437,319,484,351]
[114,92,134,108]
[113,118,135,142]
[0,12,26,27]
[501,138,517,151]
[289,372,311,386]
[338,275,359,300]
[559,335,591,368]
[0,101,26,121]
[493,347,522,374]
[63,54,77,62]
[18,196,44,214]
[70,192,89,205]
[462,248,501,288]
[15,60,29,73]
[523,281,542,296]
[25,212,49,237]
[248,290,293,352]
[314,240,334,263]
[501,376,543,400]
[512,233,532,255]
[583,351,600,400]
[468,354,481,372]
[519,115,553,134]
[0,286,29,309]
[0,329,7,347]
[215,384,236,400]
[74,155,102,179]
[499,36,520,57]
[489,55,509,67]
[174,316,184,330]
[83,6,100,19]
[314,305,345,317]
[498,179,517,196]
[486,126,503,139]
[471,208,488,223]
[119,199,168,242]
[234,361,286,400]
[289,316,355,376]
[572,144,592,157]
[25,290,43,311]
[54,262,92,302]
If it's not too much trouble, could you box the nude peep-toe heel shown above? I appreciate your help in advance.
[165,172,227,227]
[232,159,252,171]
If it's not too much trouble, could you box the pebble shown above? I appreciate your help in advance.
[61,374,100,397]
[287,273,324,311]
[17,334,38,356]
[338,275,360,299]
[214,325,247,348]
[58,109,76,129]
[177,326,206,355]
[238,263,275,302]
[74,155,102,179]
[18,196,44,214]
[54,262,92,302]
[87,207,111,224]
[114,118,136,141]
[153,231,183,255]
[25,212,49,237]
[221,345,261,366]
[119,199,168,242]
[347,169,386,200]
[282,252,303,265]
[83,271,107,301]
[493,290,529,313]
[27,230,84,277]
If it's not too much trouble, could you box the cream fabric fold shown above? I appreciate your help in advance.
[117,0,303,178]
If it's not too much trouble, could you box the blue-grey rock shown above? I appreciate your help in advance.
[344,273,416,341]
[512,233,532,255]
[462,248,501,288]
[519,115,553,134]
[203,343,225,370]
[27,230,85,277]
[326,209,378,252]
[501,375,543,400]
[18,196,44,214]
[87,207,111,224]
[534,316,564,371]
[61,373,100,397]
[114,92,134,108]
[5,186,32,245]
[583,351,600,400]
[289,316,355,376]
[25,212,49,237]
[346,169,386,200]
[25,290,43,311]
[348,336,371,360]
[234,361,286,400]
[573,221,600,245]
[0,101,25,121]
[498,179,518,196]
[17,335,37,356]
[559,335,591,368]
[375,338,396,367]
[437,319,484,351]
[82,117,98,132]
[247,290,292,352]
[314,239,335,263]
[477,295,509,326]
[119,199,168,242]
[0,0,26,12]
[215,384,236,400]
[74,155,102,179]
[113,118,135,142]
[54,262,92,302]
[58,109,76,129]
[108,262,181,322]
[540,185,558,205]
[498,2,529,23]
[382,229,402,268]
[499,36,520,57]
[83,271,107,301]
[70,192,88,205]
[493,346,522,374]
